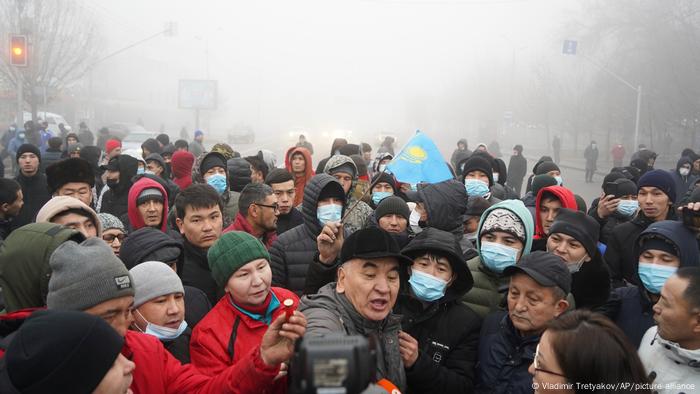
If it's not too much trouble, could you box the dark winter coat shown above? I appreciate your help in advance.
[181,239,220,306]
[40,149,63,173]
[571,250,611,310]
[507,153,528,196]
[475,311,538,394]
[269,174,344,295]
[587,197,634,245]
[12,172,51,230]
[584,145,599,170]
[227,157,252,193]
[162,327,192,364]
[670,157,698,204]
[275,207,304,236]
[100,154,139,218]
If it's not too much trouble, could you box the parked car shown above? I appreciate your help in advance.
[119,127,159,153]
[23,111,71,136]
[106,123,151,141]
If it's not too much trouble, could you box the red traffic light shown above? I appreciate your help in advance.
[10,35,27,66]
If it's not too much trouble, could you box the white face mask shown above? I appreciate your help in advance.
[493,173,499,183]
[409,209,421,227]
[680,167,691,176]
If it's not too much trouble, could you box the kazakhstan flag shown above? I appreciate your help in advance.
[386,131,453,184]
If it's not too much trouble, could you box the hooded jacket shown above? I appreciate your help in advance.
[450,139,472,169]
[397,228,482,394]
[670,157,698,204]
[284,146,314,207]
[269,174,345,294]
[462,200,534,318]
[100,154,139,218]
[638,326,700,391]
[570,249,611,311]
[171,150,195,190]
[534,185,578,239]
[35,195,103,236]
[190,288,298,391]
[612,220,699,347]
[0,223,85,312]
[191,151,239,227]
[127,177,169,232]
[227,157,252,193]
[299,282,406,391]
[323,155,372,234]
[416,179,475,255]
[12,171,51,231]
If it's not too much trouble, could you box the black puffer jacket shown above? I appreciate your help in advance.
[100,155,138,218]
[571,250,611,310]
[398,228,481,394]
[181,239,219,306]
[12,172,51,231]
[270,174,345,294]
[227,157,251,193]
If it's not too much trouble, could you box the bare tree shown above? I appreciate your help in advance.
[0,0,100,120]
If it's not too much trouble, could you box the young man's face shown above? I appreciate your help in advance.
[1,189,24,217]
[83,295,135,337]
[18,153,39,177]
[546,233,589,265]
[138,199,164,228]
[480,230,524,260]
[106,170,120,184]
[465,170,490,185]
[539,197,562,235]
[56,182,92,206]
[176,204,223,249]
[372,182,393,194]
[291,153,306,174]
[108,147,122,159]
[225,258,272,307]
[146,161,164,176]
[333,171,353,195]
[134,292,185,332]
[270,180,295,214]
[653,275,700,347]
[638,186,671,221]
[410,253,454,284]
[337,257,400,322]
[250,165,264,184]
[378,214,407,234]
[52,211,98,238]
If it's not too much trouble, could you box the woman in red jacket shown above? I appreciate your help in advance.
[191,231,301,391]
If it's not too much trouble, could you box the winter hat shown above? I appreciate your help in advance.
[156,133,170,147]
[194,129,204,138]
[47,238,134,311]
[338,144,361,157]
[326,157,357,178]
[67,143,83,155]
[119,227,183,270]
[461,156,494,186]
[602,172,629,195]
[639,237,678,258]
[371,172,396,192]
[105,139,121,154]
[136,187,164,206]
[97,213,125,233]
[549,208,600,258]
[0,310,124,394]
[211,143,235,160]
[340,227,413,266]
[574,195,587,212]
[479,208,526,243]
[36,196,102,236]
[15,143,40,163]
[200,152,227,175]
[531,175,558,196]
[171,150,195,177]
[465,196,492,217]
[609,178,638,198]
[513,145,523,153]
[130,261,184,308]
[535,161,560,175]
[141,138,161,154]
[503,251,571,294]
[637,169,676,202]
[375,196,410,221]
[145,153,166,170]
[207,231,271,290]
[46,157,95,193]
[317,181,346,202]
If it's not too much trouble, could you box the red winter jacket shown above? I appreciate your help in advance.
[534,185,578,239]
[125,330,279,394]
[172,151,195,190]
[190,287,299,393]
[127,177,169,232]
[284,146,314,207]
[222,213,277,249]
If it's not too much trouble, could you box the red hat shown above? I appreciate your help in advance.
[105,139,122,154]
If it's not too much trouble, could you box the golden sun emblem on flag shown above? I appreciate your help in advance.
[401,145,428,164]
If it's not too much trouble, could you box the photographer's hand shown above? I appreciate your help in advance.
[398,331,419,368]
[260,311,307,367]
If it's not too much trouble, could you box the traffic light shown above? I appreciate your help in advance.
[10,35,27,66]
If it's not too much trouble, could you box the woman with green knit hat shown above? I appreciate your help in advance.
[189,231,306,392]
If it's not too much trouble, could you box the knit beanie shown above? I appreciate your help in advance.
[36,196,102,236]
[136,187,164,206]
[318,181,346,202]
[461,156,494,186]
[97,213,125,233]
[68,143,83,155]
[608,178,638,198]
[548,208,600,258]
[194,129,204,138]
[328,162,357,179]
[375,196,410,221]
[200,152,227,175]
[371,172,396,192]
[480,208,526,243]
[16,143,41,163]
[130,261,184,308]
[0,310,124,394]
[207,231,271,290]
[145,153,166,170]
[47,238,134,311]
[105,139,121,154]
[637,169,676,202]
[535,161,560,175]
[531,174,558,196]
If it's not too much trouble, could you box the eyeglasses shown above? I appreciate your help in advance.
[103,233,127,243]
[254,202,280,213]
[533,344,567,378]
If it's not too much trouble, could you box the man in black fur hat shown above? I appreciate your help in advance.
[46,158,96,207]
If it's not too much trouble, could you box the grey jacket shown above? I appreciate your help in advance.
[299,282,406,391]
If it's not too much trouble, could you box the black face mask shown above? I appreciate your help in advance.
[106,179,119,189]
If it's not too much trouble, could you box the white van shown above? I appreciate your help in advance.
[23,111,72,136]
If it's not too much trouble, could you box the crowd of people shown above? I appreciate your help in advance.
[0,122,698,394]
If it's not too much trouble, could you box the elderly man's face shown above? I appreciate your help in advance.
[507,273,568,337]
[336,257,401,321]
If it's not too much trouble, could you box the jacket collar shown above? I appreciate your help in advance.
[652,330,700,368]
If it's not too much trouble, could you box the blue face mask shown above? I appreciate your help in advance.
[480,241,519,273]
[136,310,188,340]
[317,204,342,225]
[206,173,227,195]
[554,176,563,186]
[409,269,448,302]
[464,178,490,197]
[372,191,393,205]
[617,200,639,217]
[136,167,145,175]
[638,262,677,294]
